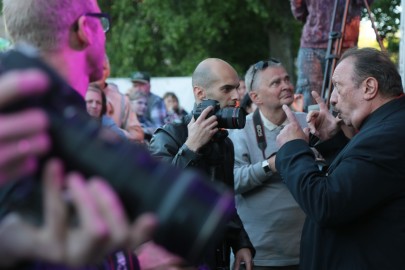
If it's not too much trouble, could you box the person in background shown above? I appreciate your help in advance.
[163,91,188,124]
[291,0,374,111]
[229,59,306,269]
[272,47,405,269]
[85,84,127,140]
[127,90,156,142]
[237,76,247,98]
[95,56,144,142]
[129,71,167,128]
[240,93,257,115]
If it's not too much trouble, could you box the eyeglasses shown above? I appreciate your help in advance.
[84,13,111,33]
[249,58,280,91]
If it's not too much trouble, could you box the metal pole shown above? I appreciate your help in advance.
[363,0,386,52]
[321,0,351,108]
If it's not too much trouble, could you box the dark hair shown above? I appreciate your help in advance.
[87,83,107,116]
[339,47,403,98]
[163,92,179,102]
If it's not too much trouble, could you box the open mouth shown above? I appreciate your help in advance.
[330,105,339,117]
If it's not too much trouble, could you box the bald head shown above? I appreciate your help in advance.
[192,58,240,107]
[192,58,237,90]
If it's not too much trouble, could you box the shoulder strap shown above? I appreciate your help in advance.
[253,109,267,159]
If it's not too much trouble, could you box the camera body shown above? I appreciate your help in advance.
[193,99,246,129]
[0,44,235,264]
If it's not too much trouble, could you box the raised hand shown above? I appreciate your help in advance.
[306,91,341,141]
[276,104,308,148]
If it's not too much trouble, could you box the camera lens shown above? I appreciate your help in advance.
[0,47,236,265]
[217,107,246,129]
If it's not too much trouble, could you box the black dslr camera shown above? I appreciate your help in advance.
[0,44,235,264]
[193,99,246,129]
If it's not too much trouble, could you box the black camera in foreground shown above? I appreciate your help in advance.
[193,99,246,129]
[0,44,235,264]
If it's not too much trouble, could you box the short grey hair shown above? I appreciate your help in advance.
[245,60,282,92]
[3,0,95,51]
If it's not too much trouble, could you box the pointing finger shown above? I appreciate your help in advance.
[311,91,328,112]
[282,105,298,124]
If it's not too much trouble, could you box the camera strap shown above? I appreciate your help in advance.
[253,109,267,159]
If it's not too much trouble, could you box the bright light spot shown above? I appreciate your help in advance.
[358,20,380,48]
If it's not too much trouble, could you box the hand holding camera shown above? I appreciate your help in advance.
[0,44,234,265]
[186,106,219,152]
[0,64,158,268]
[186,99,246,152]
[0,69,51,184]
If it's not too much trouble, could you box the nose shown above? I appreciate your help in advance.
[330,88,338,107]
[282,79,293,90]
[231,88,240,101]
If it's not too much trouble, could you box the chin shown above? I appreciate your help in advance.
[88,111,100,118]
[283,99,294,107]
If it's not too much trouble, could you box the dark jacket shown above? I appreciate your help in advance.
[276,96,405,270]
[0,93,140,270]
[149,115,255,269]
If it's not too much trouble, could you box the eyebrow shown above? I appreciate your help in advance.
[269,74,289,84]
[220,83,239,90]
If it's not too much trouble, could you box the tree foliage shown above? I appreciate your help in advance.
[368,0,401,53]
[98,0,400,77]
[99,0,301,77]
[0,1,400,76]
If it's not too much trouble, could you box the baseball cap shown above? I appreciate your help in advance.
[131,71,150,83]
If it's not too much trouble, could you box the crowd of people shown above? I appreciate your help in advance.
[1,0,405,270]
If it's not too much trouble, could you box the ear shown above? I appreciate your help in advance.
[363,77,378,101]
[249,91,260,105]
[71,16,93,49]
[193,86,206,103]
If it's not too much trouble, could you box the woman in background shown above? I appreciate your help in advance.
[85,84,127,140]
[162,92,188,124]
[127,91,156,142]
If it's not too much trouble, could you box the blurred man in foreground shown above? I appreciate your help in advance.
[0,0,156,268]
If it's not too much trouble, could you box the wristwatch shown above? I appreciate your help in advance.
[262,160,272,174]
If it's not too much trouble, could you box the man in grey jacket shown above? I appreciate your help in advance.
[229,59,306,269]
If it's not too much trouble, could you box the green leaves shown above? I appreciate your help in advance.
[98,0,400,77]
